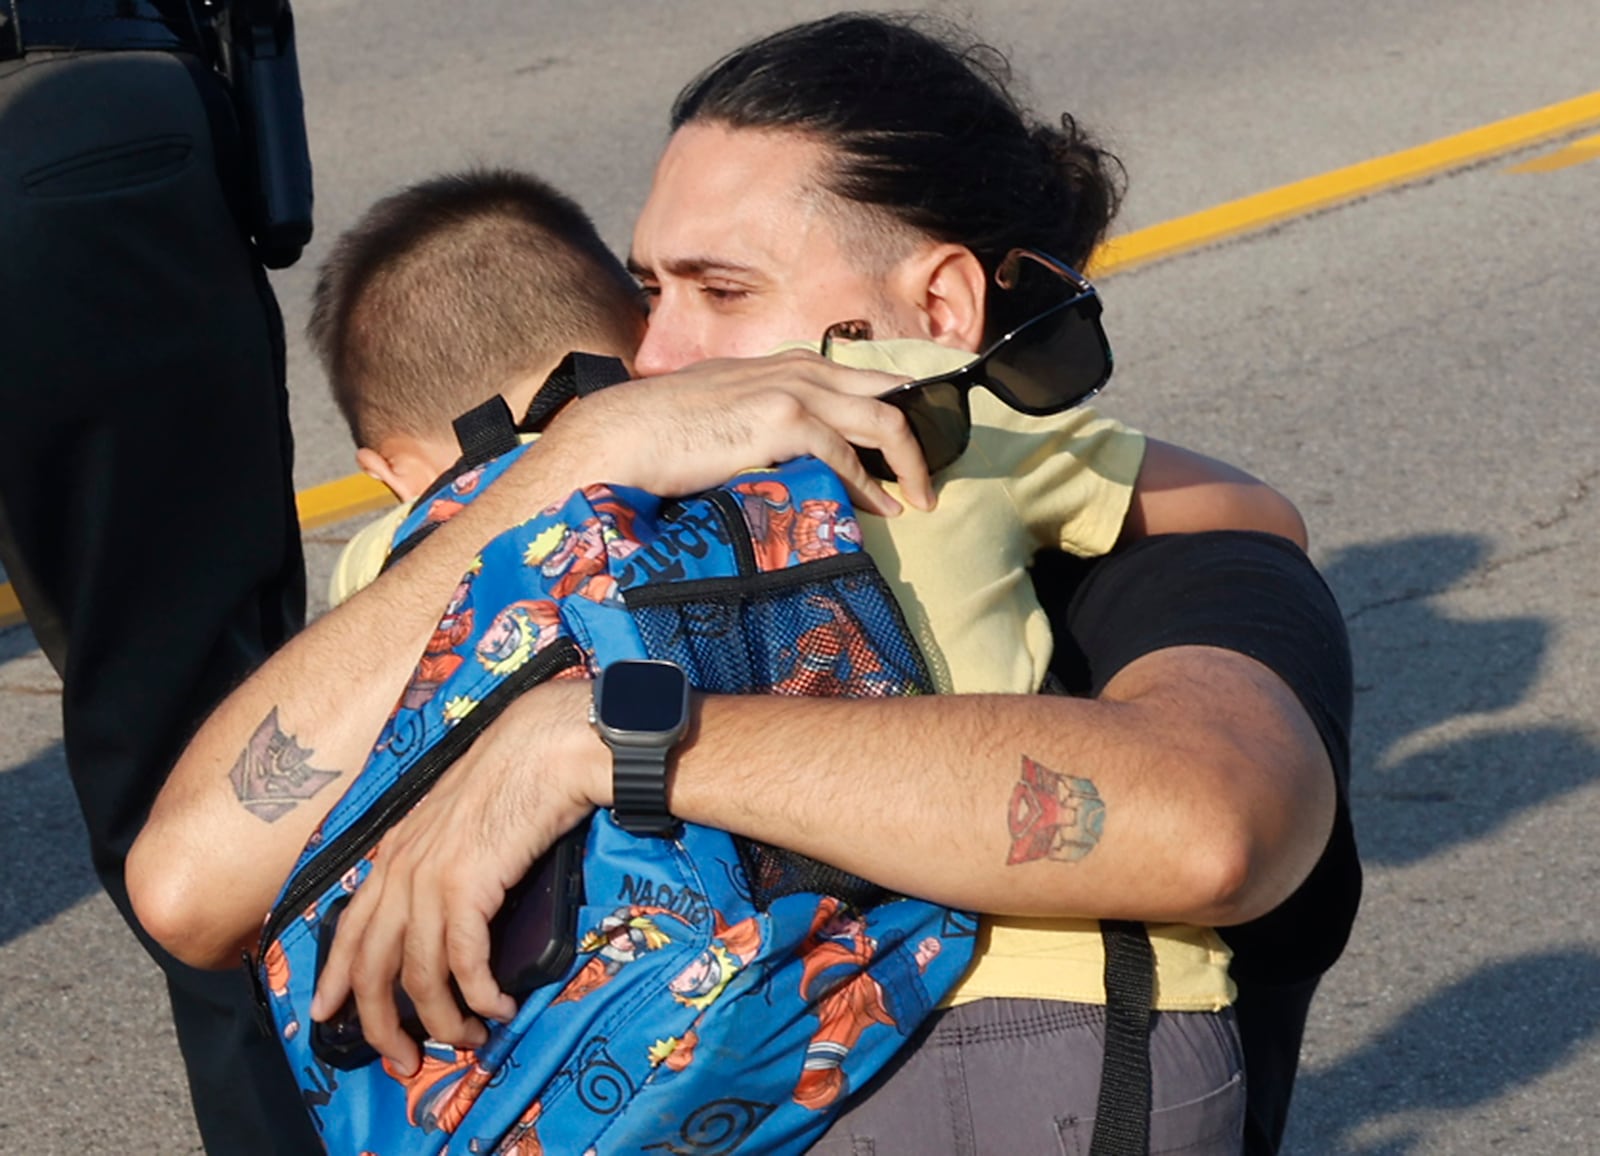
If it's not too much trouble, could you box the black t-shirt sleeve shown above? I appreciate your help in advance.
[1034,531,1361,985]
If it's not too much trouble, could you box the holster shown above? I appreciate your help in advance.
[212,0,314,268]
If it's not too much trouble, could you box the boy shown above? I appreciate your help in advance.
[306,168,647,606]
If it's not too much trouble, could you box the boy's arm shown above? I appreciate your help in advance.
[1120,438,1308,549]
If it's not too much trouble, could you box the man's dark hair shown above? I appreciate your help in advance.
[672,12,1126,341]
[308,168,643,447]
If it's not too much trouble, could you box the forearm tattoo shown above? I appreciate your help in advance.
[229,708,340,823]
[1006,756,1105,865]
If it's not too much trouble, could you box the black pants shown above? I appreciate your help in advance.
[0,49,316,1154]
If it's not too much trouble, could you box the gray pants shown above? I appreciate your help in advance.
[811,998,1245,1155]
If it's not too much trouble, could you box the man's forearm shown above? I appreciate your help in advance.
[668,645,1336,927]
[127,436,599,966]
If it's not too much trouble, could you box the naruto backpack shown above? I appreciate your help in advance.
[253,364,979,1156]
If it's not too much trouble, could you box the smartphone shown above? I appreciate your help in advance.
[310,821,587,1069]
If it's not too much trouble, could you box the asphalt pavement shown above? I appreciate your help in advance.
[3,2,1598,1152]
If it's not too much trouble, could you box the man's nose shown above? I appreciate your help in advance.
[633,306,700,377]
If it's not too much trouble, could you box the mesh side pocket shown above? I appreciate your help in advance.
[624,552,933,911]
[734,841,894,914]
[625,552,932,698]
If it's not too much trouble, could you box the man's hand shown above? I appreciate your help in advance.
[309,678,604,1075]
[532,350,933,515]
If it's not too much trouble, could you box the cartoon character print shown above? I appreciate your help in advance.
[381,1041,489,1135]
[772,596,901,698]
[734,481,861,570]
[490,1100,544,1155]
[791,896,941,1111]
[795,498,861,561]
[550,904,690,1007]
[399,568,478,712]
[371,567,481,754]
[261,939,300,1041]
[649,911,765,1073]
[476,599,562,677]
[422,463,488,526]
[524,487,641,607]
[733,480,799,571]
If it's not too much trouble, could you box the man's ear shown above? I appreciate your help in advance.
[355,441,450,503]
[895,243,987,353]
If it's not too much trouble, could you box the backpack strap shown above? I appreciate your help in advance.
[379,352,628,575]
[452,393,520,466]
[1089,920,1155,1155]
[518,351,633,431]
[1041,671,1156,1154]
[376,395,519,575]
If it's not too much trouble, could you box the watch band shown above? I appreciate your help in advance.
[611,745,678,837]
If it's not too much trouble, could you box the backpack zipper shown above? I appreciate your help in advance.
[253,636,585,968]
[702,489,758,577]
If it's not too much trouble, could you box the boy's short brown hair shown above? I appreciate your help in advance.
[308,168,644,447]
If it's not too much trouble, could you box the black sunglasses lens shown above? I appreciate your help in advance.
[856,445,894,483]
[855,381,971,482]
[983,300,1112,414]
[896,381,969,474]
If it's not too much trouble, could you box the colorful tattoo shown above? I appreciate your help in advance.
[1006,756,1105,866]
[229,708,340,823]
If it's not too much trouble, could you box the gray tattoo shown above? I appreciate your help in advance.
[229,708,340,823]
[1006,756,1105,865]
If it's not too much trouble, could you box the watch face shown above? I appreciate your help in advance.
[597,661,688,733]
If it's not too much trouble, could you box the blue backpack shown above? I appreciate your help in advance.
[252,390,979,1154]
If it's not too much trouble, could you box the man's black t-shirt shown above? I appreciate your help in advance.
[1033,531,1360,1155]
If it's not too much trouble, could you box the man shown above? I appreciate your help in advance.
[132,14,1356,1154]
[0,1,317,1151]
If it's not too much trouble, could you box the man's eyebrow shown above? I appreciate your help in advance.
[626,254,761,280]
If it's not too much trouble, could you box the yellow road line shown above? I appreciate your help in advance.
[296,472,396,532]
[1508,130,1600,173]
[1092,89,1600,275]
[5,88,1600,634]
[0,582,21,632]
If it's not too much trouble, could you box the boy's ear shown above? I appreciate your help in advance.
[355,446,412,502]
[893,243,987,353]
[356,443,443,504]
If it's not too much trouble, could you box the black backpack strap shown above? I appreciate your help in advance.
[518,351,632,431]
[1037,674,1156,1153]
[1089,919,1155,1155]
[379,395,519,576]
[379,356,633,576]
[452,393,520,465]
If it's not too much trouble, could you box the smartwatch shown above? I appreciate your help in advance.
[591,660,691,837]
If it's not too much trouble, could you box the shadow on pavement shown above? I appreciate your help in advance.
[1284,534,1600,1151]
[1323,533,1600,866]
[1288,949,1600,1155]
[0,740,100,946]
[0,620,41,662]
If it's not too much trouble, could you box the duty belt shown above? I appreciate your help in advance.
[2,0,198,60]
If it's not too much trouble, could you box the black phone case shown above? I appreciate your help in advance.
[310,821,587,1069]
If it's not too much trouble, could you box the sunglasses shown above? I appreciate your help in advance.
[823,249,1114,481]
